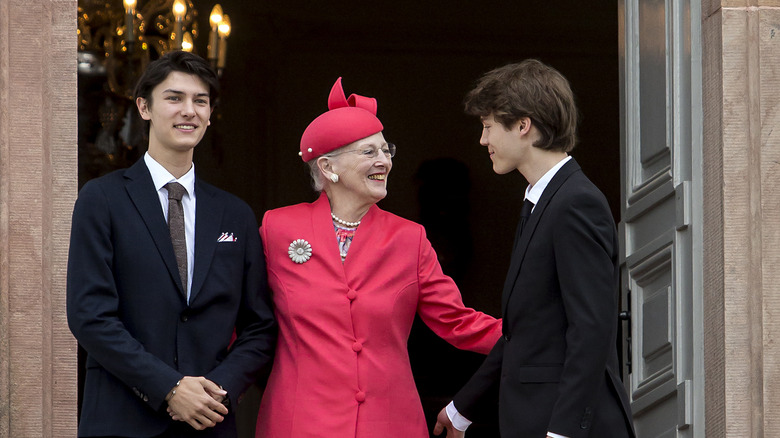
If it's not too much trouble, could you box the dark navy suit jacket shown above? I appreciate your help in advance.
[453,159,635,438]
[67,158,276,437]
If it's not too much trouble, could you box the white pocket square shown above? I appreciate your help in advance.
[218,232,237,242]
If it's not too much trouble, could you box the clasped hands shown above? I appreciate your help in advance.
[166,376,228,431]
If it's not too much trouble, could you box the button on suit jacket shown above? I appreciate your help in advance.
[67,158,276,437]
[453,159,635,438]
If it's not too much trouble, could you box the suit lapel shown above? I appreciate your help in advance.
[501,159,582,318]
[124,159,184,296]
[190,179,223,303]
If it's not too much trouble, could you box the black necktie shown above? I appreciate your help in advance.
[165,182,188,293]
[520,199,534,233]
[512,199,535,250]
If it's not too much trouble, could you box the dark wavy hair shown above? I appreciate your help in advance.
[464,59,579,152]
[133,51,220,109]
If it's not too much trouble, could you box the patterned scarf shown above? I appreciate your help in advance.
[334,225,357,261]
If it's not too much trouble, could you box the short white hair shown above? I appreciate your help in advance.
[306,146,346,192]
[307,159,327,192]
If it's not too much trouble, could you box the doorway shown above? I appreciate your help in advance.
[76,1,621,436]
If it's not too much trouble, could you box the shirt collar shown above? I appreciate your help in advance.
[143,152,196,197]
[524,155,572,204]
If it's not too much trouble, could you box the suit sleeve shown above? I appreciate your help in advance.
[66,181,181,410]
[452,335,504,421]
[415,227,502,354]
[205,204,277,407]
[547,191,620,436]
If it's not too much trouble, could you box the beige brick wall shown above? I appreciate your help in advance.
[703,2,780,437]
[0,0,78,437]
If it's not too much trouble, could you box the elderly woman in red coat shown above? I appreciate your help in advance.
[255,78,501,437]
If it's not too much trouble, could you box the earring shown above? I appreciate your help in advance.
[330,174,339,183]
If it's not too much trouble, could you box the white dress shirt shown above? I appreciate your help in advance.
[447,155,573,438]
[144,152,196,303]
[524,155,572,208]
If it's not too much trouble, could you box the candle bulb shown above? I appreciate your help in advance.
[182,32,194,52]
[208,4,223,61]
[172,0,186,50]
[217,14,231,72]
[218,14,231,39]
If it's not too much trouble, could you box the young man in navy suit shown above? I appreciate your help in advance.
[67,51,276,437]
[434,60,635,437]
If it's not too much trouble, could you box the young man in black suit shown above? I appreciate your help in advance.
[435,60,635,438]
[67,51,276,437]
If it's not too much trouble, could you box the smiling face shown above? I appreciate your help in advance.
[136,71,212,158]
[479,114,530,175]
[324,132,392,209]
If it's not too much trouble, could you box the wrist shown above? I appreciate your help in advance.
[165,379,181,403]
[445,401,471,431]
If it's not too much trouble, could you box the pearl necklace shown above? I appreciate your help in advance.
[331,212,361,227]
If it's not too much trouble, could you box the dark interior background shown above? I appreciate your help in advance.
[78,1,619,436]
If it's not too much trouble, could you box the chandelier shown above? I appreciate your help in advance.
[77,0,231,99]
[76,0,232,178]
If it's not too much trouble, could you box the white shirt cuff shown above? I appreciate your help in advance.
[547,432,569,438]
[445,401,472,432]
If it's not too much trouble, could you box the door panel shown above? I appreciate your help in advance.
[619,0,697,436]
[638,0,671,174]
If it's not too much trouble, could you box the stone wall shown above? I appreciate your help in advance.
[702,1,780,436]
[0,0,78,436]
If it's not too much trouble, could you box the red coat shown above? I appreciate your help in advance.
[256,193,501,437]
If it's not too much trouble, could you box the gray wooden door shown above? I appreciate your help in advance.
[618,0,702,436]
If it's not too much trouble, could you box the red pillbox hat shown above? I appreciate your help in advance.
[299,77,384,162]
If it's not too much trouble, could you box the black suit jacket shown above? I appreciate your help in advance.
[454,159,634,438]
[67,159,276,437]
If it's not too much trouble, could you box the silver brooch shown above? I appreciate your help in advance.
[288,239,312,264]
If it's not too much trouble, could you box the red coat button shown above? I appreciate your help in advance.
[355,391,366,403]
[347,290,357,300]
[352,342,363,352]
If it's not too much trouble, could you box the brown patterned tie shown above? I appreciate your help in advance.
[165,182,188,293]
